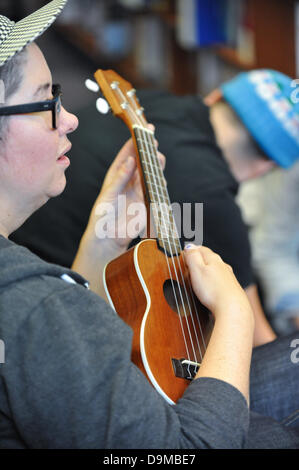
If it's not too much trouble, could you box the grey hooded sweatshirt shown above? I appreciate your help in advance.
[0,235,249,449]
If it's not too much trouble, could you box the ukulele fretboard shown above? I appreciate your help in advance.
[134,125,181,257]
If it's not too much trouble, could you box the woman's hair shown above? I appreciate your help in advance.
[0,48,28,142]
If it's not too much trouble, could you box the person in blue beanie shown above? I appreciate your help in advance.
[205,70,299,334]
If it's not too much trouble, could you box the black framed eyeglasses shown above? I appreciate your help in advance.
[0,84,62,129]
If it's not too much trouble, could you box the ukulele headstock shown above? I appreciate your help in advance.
[94,70,148,132]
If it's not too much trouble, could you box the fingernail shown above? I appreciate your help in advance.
[184,243,196,250]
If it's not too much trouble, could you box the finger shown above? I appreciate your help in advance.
[131,168,144,197]
[157,152,166,170]
[111,139,136,172]
[225,263,233,273]
[147,124,159,149]
[184,244,206,267]
[197,246,223,264]
[101,139,137,191]
[147,123,155,132]
[106,156,137,197]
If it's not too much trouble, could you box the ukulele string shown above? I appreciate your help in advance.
[126,92,208,363]
[117,84,205,364]
[147,131,207,356]
[120,94,193,361]
[179,250,207,352]
[137,128,196,362]
[137,122,205,366]
[145,130,206,362]
[126,112,192,361]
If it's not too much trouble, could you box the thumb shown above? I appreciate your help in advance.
[110,156,136,196]
[184,244,205,270]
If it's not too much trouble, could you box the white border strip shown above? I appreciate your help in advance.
[134,241,175,405]
[103,242,175,405]
[103,262,117,313]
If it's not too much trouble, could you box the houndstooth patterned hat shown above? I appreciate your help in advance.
[0,0,68,67]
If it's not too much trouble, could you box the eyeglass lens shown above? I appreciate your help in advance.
[54,94,61,129]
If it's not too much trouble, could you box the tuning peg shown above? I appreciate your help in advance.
[84,79,110,114]
[111,81,120,90]
[96,97,111,115]
[127,88,136,98]
[85,79,100,93]
[136,107,144,116]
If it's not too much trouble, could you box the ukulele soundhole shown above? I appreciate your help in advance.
[163,279,190,317]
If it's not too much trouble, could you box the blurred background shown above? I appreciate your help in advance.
[2,0,299,335]
[0,0,297,112]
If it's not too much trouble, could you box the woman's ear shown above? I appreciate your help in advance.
[246,158,277,180]
[232,156,277,183]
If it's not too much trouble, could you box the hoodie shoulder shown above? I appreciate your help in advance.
[0,236,88,290]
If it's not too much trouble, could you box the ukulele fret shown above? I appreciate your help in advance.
[148,188,169,203]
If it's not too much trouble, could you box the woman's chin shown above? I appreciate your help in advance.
[46,174,67,200]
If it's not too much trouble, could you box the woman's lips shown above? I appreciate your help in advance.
[57,143,72,160]
[57,144,72,166]
[57,155,70,167]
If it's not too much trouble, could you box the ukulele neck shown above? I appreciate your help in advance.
[133,125,181,257]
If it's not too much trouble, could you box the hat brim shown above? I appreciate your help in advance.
[0,0,68,67]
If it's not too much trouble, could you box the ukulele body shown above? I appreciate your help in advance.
[104,238,214,404]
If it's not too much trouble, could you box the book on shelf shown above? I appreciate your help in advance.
[176,0,256,66]
[176,0,227,49]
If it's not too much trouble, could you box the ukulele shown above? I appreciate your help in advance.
[94,70,214,404]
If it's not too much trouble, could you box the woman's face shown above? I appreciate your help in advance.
[0,43,78,211]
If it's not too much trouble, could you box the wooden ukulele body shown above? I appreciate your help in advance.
[104,239,214,404]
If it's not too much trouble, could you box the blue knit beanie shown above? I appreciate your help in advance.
[220,70,299,168]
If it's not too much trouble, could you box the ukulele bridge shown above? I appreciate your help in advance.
[171,358,201,380]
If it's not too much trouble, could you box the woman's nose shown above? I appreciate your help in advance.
[59,106,79,135]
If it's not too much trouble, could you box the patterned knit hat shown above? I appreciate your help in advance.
[0,0,68,67]
[221,70,299,168]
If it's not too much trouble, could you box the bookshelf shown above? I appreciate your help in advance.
[251,0,295,78]
[196,0,296,94]
[22,0,297,95]
[214,45,257,71]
